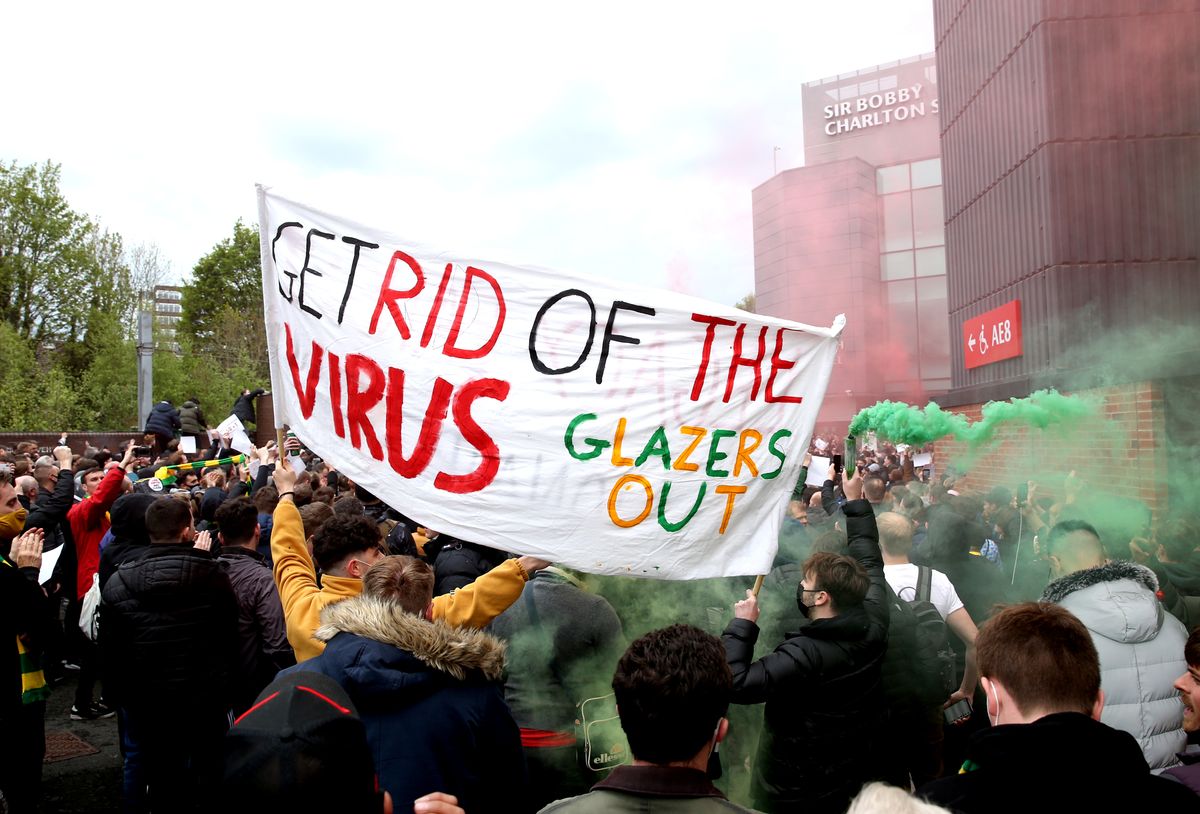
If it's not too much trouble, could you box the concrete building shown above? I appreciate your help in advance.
[753,53,947,429]
[152,284,184,351]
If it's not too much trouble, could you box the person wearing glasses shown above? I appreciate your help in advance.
[723,465,889,814]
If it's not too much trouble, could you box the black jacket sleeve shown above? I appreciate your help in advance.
[25,467,76,534]
[843,498,888,641]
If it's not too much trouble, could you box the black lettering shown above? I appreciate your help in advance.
[271,221,303,302]
[596,300,656,384]
[338,235,379,324]
[528,289,597,375]
[299,228,335,319]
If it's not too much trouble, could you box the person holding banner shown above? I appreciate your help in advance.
[270,457,549,662]
[722,465,889,814]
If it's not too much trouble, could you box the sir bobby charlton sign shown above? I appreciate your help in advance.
[257,188,844,579]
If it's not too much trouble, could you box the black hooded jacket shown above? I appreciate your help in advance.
[723,498,889,814]
[100,545,239,711]
[144,401,181,439]
[919,712,1196,811]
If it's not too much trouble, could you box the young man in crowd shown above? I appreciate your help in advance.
[1165,626,1200,793]
[288,555,523,810]
[101,497,239,813]
[215,496,295,714]
[723,466,889,813]
[270,457,550,661]
[919,602,1195,809]
[541,623,751,813]
[1040,519,1188,769]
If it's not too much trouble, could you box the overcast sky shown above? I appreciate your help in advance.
[3,1,933,307]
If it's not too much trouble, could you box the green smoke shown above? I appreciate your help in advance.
[848,388,1096,451]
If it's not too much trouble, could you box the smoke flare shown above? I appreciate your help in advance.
[848,389,1096,450]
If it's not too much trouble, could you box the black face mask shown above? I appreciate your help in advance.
[797,594,812,618]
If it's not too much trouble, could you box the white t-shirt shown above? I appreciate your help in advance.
[884,563,965,620]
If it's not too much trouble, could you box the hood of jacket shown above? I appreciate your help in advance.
[182,400,198,410]
[1041,561,1164,644]
[963,712,1149,779]
[316,594,506,683]
[151,401,174,414]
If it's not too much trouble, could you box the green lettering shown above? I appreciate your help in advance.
[657,480,707,532]
[760,429,792,479]
[564,413,611,461]
[634,426,672,469]
[705,429,737,478]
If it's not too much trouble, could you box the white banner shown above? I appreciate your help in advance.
[257,187,844,579]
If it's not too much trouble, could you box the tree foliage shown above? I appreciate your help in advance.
[734,292,756,313]
[0,159,271,431]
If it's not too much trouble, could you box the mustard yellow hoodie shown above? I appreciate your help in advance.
[271,500,527,662]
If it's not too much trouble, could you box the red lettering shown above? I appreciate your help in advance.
[345,354,386,460]
[689,313,736,402]
[368,250,425,338]
[420,263,454,348]
[385,367,453,478]
[434,378,512,494]
[765,328,804,404]
[285,322,324,419]
[328,352,345,438]
[443,266,506,359]
[724,323,767,402]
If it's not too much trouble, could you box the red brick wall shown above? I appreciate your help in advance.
[932,380,1166,519]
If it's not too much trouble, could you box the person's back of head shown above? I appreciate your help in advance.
[864,477,887,504]
[978,602,1101,723]
[312,514,381,573]
[333,495,365,517]
[312,486,335,506]
[253,486,279,516]
[1157,516,1199,563]
[877,511,914,559]
[1046,519,1106,579]
[145,497,194,545]
[110,493,158,545]
[215,497,258,548]
[801,550,869,614]
[299,502,334,542]
[292,482,313,508]
[612,624,731,765]
[361,555,434,616]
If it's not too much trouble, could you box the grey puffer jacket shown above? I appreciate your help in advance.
[1042,561,1188,770]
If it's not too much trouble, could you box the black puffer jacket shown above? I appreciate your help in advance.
[144,401,181,439]
[99,545,239,712]
[231,389,265,426]
[723,498,889,814]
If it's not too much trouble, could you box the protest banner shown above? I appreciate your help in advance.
[256,187,844,578]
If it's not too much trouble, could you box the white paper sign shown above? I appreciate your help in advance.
[179,436,197,454]
[38,543,64,586]
[806,456,831,487]
[257,187,844,579]
[813,438,828,452]
[216,415,254,455]
[913,452,933,468]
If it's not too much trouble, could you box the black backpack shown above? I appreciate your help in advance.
[883,566,957,708]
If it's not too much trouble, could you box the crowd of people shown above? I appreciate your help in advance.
[1,416,1199,813]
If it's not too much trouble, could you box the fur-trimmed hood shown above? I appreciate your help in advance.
[1042,561,1166,645]
[1041,560,1159,604]
[316,594,506,682]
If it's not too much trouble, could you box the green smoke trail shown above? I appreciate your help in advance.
[848,388,1096,450]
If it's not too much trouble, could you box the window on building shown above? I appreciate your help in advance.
[916,276,950,381]
[881,194,914,252]
[910,158,942,189]
[911,187,945,248]
[882,251,913,280]
[885,280,920,382]
[915,246,946,277]
[876,164,910,195]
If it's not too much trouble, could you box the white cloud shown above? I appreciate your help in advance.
[2,0,933,307]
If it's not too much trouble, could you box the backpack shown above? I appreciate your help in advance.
[883,566,957,708]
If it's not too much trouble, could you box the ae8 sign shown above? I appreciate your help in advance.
[963,300,1023,370]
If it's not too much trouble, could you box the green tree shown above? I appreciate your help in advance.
[734,292,756,313]
[181,220,264,360]
[0,160,93,342]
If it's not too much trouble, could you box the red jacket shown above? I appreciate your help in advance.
[68,467,127,600]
